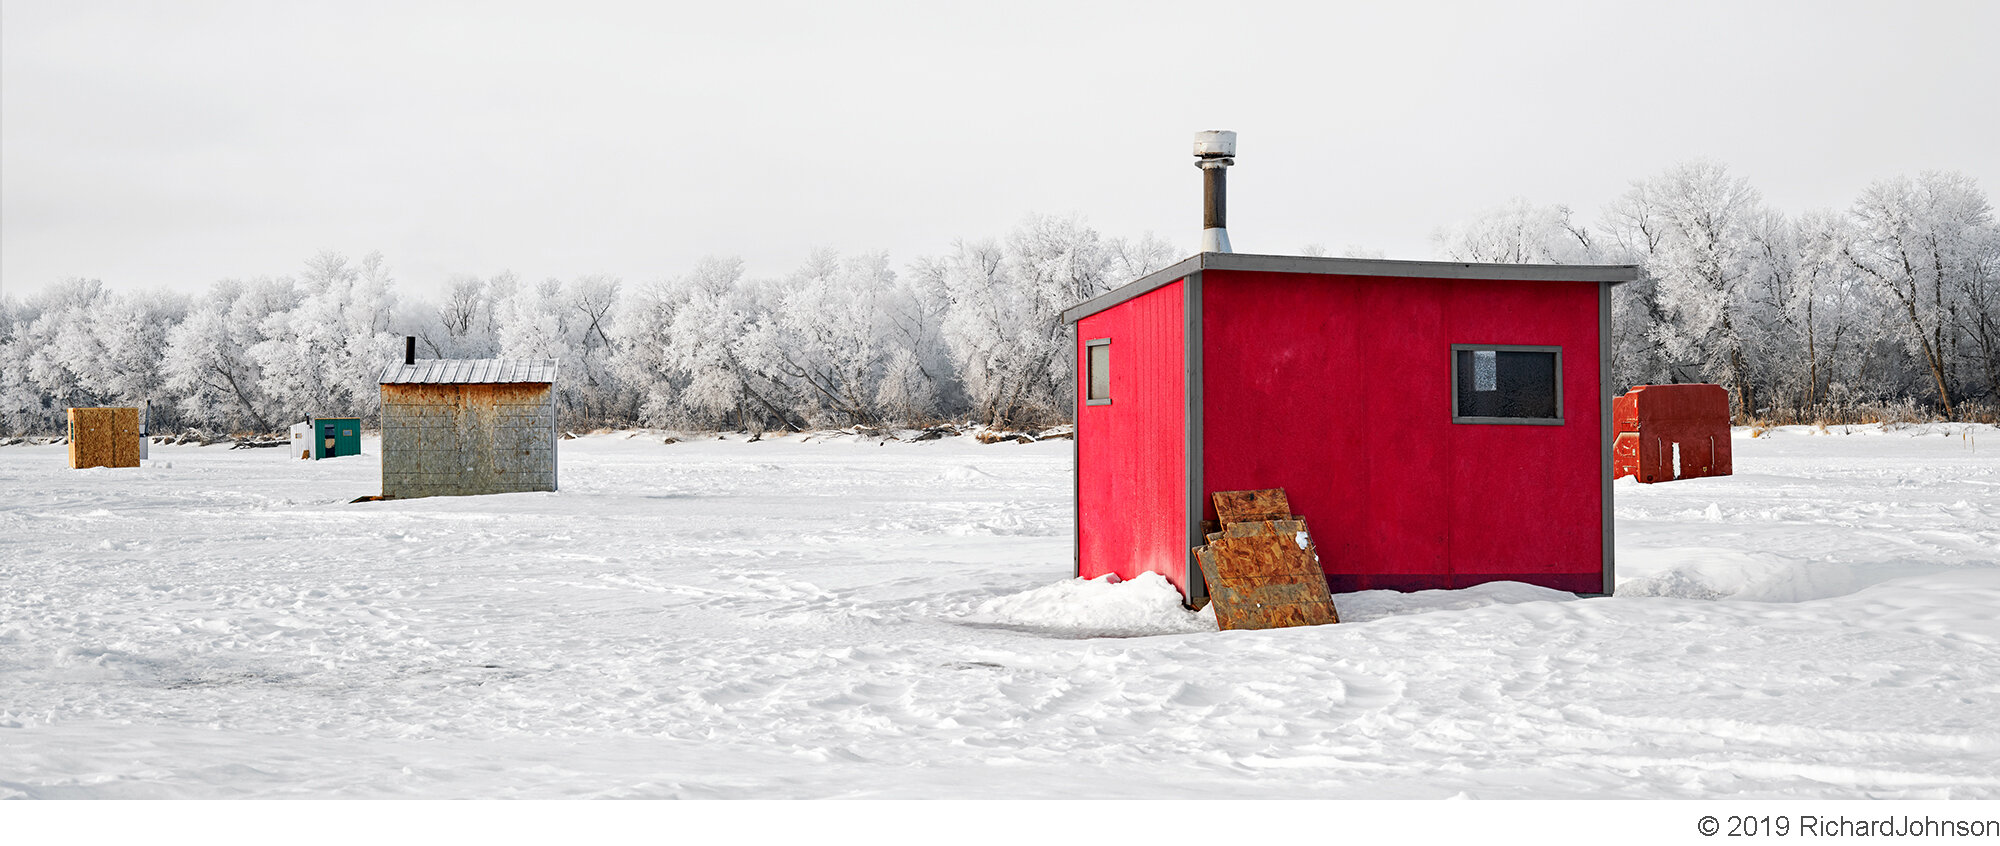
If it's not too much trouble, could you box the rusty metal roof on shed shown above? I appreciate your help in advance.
[378,359,559,385]
[1062,251,1640,324]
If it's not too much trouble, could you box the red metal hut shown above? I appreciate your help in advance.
[1613,383,1733,483]
[1062,251,1639,602]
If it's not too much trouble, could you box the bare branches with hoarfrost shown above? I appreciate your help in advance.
[160,278,297,433]
[1428,163,2000,423]
[939,214,1174,428]
[1610,161,1768,411]
[1,185,1996,436]
[1844,172,2000,421]
[244,251,400,425]
[1432,198,1596,265]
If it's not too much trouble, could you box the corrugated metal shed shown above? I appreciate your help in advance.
[378,359,558,385]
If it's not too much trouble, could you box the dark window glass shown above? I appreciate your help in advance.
[1455,348,1558,421]
[1087,342,1110,403]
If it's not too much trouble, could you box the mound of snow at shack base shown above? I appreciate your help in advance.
[1,424,1997,799]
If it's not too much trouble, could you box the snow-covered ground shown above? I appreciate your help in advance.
[2,425,1996,799]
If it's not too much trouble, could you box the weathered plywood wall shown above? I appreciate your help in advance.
[380,383,556,498]
[67,407,142,469]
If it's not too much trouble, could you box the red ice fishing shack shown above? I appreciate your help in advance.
[1063,131,1640,603]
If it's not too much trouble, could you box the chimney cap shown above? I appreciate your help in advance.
[1193,130,1237,158]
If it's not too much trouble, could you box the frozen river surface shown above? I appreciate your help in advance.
[2,426,1997,799]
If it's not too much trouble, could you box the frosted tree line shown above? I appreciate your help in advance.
[3,167,1995,437]
[1437,165,1997,423]
[1,214,1173,436]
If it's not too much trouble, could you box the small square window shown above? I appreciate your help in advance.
[1085,338,1111,406]
[1452,345,1561,424]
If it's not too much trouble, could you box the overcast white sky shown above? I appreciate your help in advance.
[4,0,1996,297]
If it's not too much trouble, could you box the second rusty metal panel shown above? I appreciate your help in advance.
[1194,489,1339,631]
[1211,488,1292,524]
[1612,384,1733,483]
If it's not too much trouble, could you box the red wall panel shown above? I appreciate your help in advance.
[1440,279,1604,591]
[1075,280,1189,593]
[1199,270,1604,593]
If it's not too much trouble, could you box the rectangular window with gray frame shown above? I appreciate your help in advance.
[1085,338,1111,405]
[1452,344,1562,424]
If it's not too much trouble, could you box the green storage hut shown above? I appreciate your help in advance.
[290,417,362,460]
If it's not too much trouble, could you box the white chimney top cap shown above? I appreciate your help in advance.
[1193,130,1237,157]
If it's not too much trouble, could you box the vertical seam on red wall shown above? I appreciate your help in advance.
[1073,323,1082,580]
[1185,271,1206,603]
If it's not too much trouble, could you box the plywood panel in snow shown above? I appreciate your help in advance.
[1211,488,1291,524]
[1194,512,1338,631]
[1206,574,1334,607]
[67,407,141,469]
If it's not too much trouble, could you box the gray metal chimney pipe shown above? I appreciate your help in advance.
[405,336,416,366]
[1194,130,1236,253]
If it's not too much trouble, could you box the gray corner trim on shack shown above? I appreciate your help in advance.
[377,358,561,499]
[1599,282,1616,596]
[1182,270,1207,604]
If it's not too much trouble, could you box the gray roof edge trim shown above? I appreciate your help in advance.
[1061,251,1639,323]
[1205,252,1641,282]
[1059,253,1207,324]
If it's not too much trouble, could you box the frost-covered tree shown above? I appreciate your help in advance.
[495,273,629,427]
[1845,171,1998,419]
[567,274,627,424]
[1104,231,1178,283]
[1744,210,1886,417]
[1949,229,2000,401]
[1,280,189,432]
[740,250,899,426]
[162,277,301,432]
[19,279,118,413]
[1599,184,1669,388]
[936,237,1027,424]
[636,257,802,431]
[878,255,959,423]
[10,177,1990,433]
[249,251,400,425]
[0,292,50,434]
[937,214,1171,426]
[1603,161,1768,415]
[416,272,509,359]
[1433,199,1597,264]
[93,289,190,427]
[610,276,693,428]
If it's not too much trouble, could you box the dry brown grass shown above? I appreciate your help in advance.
[1737,397,1999,431]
